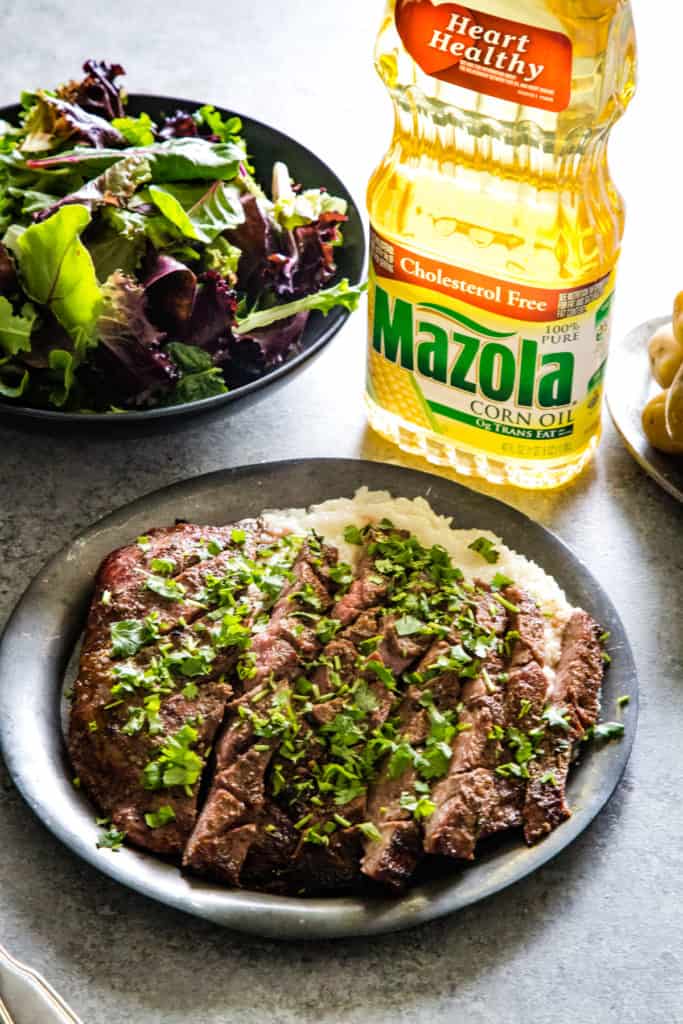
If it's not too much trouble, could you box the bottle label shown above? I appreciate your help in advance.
[367,229,615,462]
[395,1,573,112]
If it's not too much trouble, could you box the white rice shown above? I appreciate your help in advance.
[262,487,574,671]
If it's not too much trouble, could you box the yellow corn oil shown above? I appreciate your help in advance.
[366,0,637,488]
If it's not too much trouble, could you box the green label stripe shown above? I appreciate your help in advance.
[595,292,614,327]
[409,374,441,433]
[587,359,607,393]
[418,303,517,339]
[428,401,574,440]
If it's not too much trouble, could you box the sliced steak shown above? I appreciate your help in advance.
[183,540,343,883]
[424,585,549,861]
[523,610,604,844]
[69,520,298,857]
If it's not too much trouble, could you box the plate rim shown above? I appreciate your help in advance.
[0,94,366,425]
[607,314,683,503]
[0,458,638,939]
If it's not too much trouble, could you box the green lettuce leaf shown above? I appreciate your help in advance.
[148,180,244,244]
[148,185,204,242]
[204,236,241,280]
[166,342,213,373]
[111,113,156,147]
[39,154,151,220]
[25,138,245,182]
[48,348,75,406]
[87,207,148,283]
[0,371,29,398]
[169,367,228,404]
[196,106,243,143]
[234,278,366,335]
[0,296,36,356]
[14,204,102,356]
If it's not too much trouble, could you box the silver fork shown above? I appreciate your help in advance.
[0,946,82,1024]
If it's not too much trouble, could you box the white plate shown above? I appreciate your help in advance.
[607,315,683,502]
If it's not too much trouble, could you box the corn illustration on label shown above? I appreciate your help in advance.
[367,229,615,461]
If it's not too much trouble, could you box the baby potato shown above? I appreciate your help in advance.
[642,391,683,455]
[665,361,683,441]
[648,323,683,388]
[673,291,683,345]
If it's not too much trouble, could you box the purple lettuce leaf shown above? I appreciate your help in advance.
[158,110,202,141]
[224,194,276,299]
[143,253,237,360]
[34,153,151,222]
[271,211,347,300]
[186,271,237,361]
[94,271,178,406]
[226,311,308,384]
[58,61,126,121]
[143,252,197,335]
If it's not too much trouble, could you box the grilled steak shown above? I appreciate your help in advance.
[523,610,604,844]
[423,585,547,860]
[182,538,342,885]
[70,512,613,895]
[69,519,299,855]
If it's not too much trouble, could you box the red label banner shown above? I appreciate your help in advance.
[371,229,609,323]
[395,1,573,113]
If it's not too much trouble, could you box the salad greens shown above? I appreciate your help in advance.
[0,60,363,411]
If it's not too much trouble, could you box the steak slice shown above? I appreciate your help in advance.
[523,610,604,844]
[69,520,299,856]
[83,520,279,642]
[424,585,549,861]
[182,540,342,883]
[183,522,418,889]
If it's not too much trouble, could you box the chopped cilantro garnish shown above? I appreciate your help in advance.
[542,705,571,731]
[142,724,203,795]
[329,563,354,590]
[96,822,126,852]
[517,699,532,719]
[359,635,383,656]
[145,575,187,601]
[592,721,625,742]
[493,593,519,614]
[488,724,505,741]
[182,682,199,700]
[395,615,425,637]
[491,572,514,590]
[343,525,363,545]
[358,821,382,842]
[110,613,160,658]
[540,772,558,786]
[399,791,436,821]
[150,557,176,577]
[145,805,176,829]
[468,537,500,564]
[231,528,247,545]
[316,617,342,644]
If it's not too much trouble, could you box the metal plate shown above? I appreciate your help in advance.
[0,96,365,424]
[607,315,683,503]
[0,459,638,939]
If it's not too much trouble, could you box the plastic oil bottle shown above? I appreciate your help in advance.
[366,0,637,488]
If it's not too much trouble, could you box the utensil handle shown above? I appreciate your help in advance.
[0,946,82,1024]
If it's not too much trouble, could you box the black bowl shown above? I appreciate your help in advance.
[0,94,366,424]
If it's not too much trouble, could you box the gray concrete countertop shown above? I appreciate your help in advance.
[0,2,681,1022]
